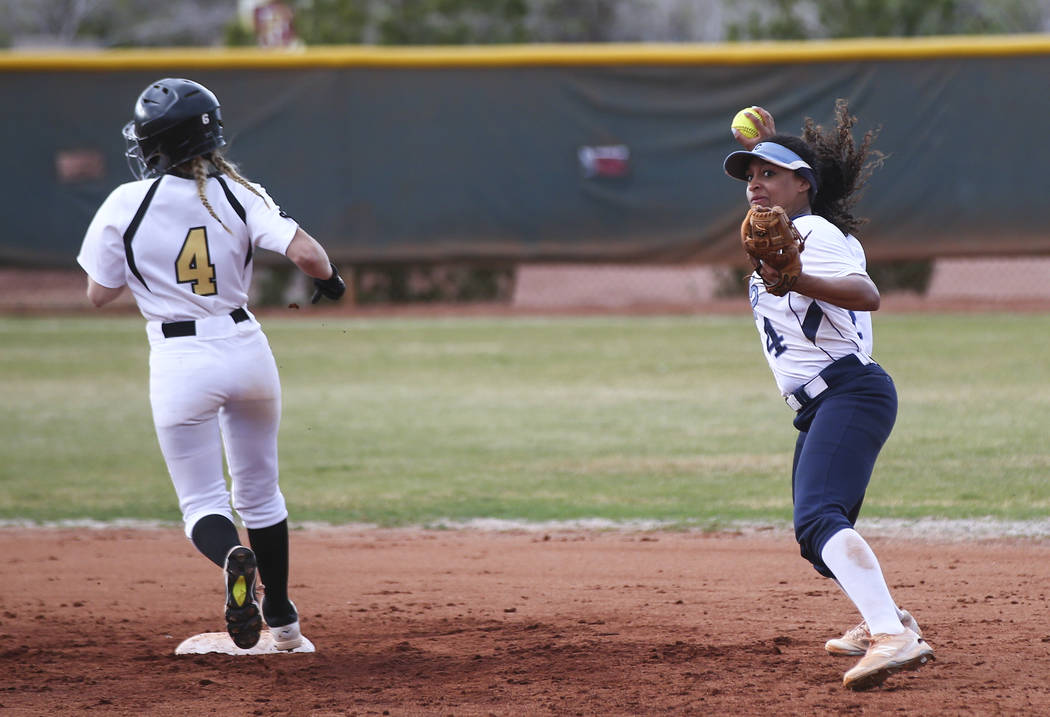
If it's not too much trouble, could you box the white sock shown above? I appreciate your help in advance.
[832,579,911,625]
[821,528,905,635]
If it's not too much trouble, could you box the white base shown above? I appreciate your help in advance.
[175,630,315,655]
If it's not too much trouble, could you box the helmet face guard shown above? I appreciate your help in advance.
[123,120,150,180]
[123,78,227,180]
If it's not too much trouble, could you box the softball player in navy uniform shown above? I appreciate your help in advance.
[77,78,346,651]
[723,101,933,690]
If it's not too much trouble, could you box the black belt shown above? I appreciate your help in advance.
[161,308,250,338]
[785,352,873,411]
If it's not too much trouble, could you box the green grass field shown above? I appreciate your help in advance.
[2,312,1049,527]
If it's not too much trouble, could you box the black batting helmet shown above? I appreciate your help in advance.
[123,78,226,180]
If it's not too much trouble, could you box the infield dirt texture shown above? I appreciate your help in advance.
[3,526,1049,715]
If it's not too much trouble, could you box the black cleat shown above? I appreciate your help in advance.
[223,546,262,649]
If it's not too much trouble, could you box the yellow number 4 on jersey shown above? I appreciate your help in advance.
[176,226,217,296]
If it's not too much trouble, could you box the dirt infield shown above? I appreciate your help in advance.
[3,527,1049,716]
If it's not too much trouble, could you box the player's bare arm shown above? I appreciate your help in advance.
[787,272,880,311]
[86,277,125,307]
[286,227,334,279]
[287,227,346,303]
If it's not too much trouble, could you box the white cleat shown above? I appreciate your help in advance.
[842,629,934,691]
[264,598,303,651]
[825,608,921,657]
[271,620,302,651]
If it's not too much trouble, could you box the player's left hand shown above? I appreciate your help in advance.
[740,205,805,296]
[754,259,792,290]
[311,262,346,304]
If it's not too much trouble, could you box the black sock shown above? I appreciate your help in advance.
[190,514,242,567]
[247,519,292,621]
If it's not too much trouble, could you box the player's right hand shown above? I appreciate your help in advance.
[733,106,777,150]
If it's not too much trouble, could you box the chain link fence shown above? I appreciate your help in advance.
[3,257,1047,314]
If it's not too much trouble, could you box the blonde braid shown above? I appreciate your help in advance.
[190,156,231,233]
[210,153,268,206]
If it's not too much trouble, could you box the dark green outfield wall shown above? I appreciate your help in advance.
[2,39,1046,267]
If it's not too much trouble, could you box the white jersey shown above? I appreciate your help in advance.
[843,232,873,356]
[749,214,873,396]
[77,173,298,322]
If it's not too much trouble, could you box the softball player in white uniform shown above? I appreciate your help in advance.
[724,104,933,690]
[77,78,346,651]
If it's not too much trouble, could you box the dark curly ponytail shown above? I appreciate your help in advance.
[801,99,885,236]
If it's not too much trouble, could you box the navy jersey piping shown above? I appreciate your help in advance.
[800,302,824,342]
[787,294,864,359]
[787,294,833,361]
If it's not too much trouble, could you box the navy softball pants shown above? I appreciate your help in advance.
[790,363,898,578]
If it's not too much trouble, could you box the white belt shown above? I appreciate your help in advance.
[785,352,873,412]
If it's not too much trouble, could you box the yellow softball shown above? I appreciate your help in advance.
[730,106,764,139]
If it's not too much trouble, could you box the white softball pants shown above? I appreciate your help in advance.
[147,321,288,538]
